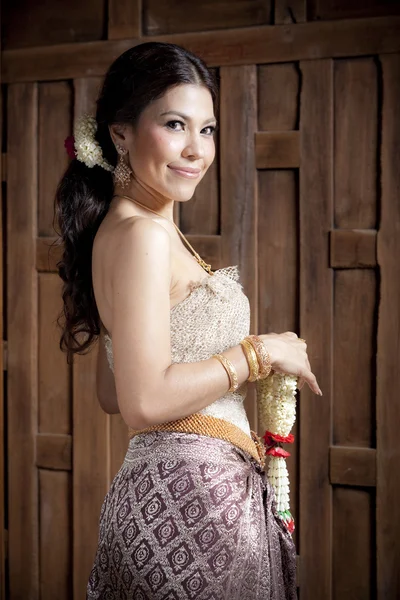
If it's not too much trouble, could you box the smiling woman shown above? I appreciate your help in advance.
[53,41,299,599]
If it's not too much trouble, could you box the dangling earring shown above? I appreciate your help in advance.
[114,145,132,189]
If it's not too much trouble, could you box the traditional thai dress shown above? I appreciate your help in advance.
[87,265,297,599]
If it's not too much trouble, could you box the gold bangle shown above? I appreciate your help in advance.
[212,353,239,392]
[239,339,260,382]
[246,335,272,379]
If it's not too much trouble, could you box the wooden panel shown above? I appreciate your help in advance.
[299,59,333,600]
[39,471,72,600]
[308,0,400,21]
[108,0,141,40]
[7,82,39,598]
[377,53,400,599]
[36,434,72,471]
[38,82,72,236]
[143,0,271,35]
[330,446,376,487]
[333,269,376,448]
[220,65,258,428]
[258,170,299,545]
[2,0,105,50]
[258,63,299,131]
[330,229,377,268]
[332,487,375,600]
[0,76,5,600]
[39,274,71,434]
[255,131,300,169]
[3,16,400,83]
[334,58,378,229]
[275,0,306,23]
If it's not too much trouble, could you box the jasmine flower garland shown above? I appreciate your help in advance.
[73,114,115,172]
[257,372,298,534]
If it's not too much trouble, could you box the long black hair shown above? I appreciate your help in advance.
[53,42,218,363]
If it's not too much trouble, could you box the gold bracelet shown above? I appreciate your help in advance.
[239,339,260,382]
[246,335,272,379]
[212,353,239,392]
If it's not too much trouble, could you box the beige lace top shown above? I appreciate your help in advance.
[103,265,252,437]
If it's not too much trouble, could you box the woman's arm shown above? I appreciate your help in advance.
[110,216,252,430]
[96,326,120,414]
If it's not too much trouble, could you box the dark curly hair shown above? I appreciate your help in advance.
[53,41,219,364]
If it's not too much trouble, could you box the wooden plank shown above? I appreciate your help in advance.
[7,83,39,598]
[299,59,333,600]
[143,0,271,35]
[37,234,222,272]
[220,65,258,429]
[332,487,375,600]
[377,53,400,599]
[38,82,71,236]
[2,16,400,83]
[36,434,72,471]
[108,0,141,40]
[258,63,299,131]
[330,229,377,268]
[0,75,5,600]
[258,170,300,546]
[39,471,72,600]
[330,446,376,487]
[39,274,71,434]
[308,0,400,22]
[334,58,378,229]
[255,131,300,169]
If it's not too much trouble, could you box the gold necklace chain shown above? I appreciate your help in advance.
[113,194,214,275]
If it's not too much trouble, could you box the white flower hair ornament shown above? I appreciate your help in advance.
[64,114,114,172]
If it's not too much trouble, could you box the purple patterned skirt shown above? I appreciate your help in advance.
[87,431,297,599]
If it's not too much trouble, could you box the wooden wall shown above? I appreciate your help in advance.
[1,1,400,599]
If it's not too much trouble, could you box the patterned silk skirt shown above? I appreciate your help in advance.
[87,431,297,600]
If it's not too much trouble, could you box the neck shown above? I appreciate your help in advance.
[113,173,175,220]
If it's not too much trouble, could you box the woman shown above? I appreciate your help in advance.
[55,41,322,599]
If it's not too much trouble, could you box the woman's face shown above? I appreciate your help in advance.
[122,83,217,202]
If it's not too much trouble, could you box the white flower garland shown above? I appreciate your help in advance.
[257,372,298,534]
[73,114,114,172]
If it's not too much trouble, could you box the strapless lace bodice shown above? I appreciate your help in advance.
[103,265,252,437]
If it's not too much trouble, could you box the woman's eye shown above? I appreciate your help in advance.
[166,120,185,131]
[202,125,216,136]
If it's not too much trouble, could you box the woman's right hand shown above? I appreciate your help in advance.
[258,332,323,396]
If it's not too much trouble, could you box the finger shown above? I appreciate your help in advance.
[303,369,322,396]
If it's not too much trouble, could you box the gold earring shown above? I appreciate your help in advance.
[114,145,132,189]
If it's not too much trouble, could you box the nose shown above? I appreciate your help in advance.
[182,132,205,160]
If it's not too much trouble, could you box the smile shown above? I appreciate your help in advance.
[168,166,201,179]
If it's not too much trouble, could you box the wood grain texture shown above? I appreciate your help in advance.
[0,76,5,600]
[38,82,72,236]
[143,0,271,35]
[3,16,400,83]
[333,269,376,448]
[219,65,258,429]
[39,274,71,435]
[377,53,400,599]
[299,59,333,600]
[39,471,72,600]
[255,131,300,169]
[108,0,141,40]
[334,58,378,229]
[330,446,376,486]
[36,434,72,471]
[332,487,375,600]
[329,229,377,268]
[275,0,306,24]
[7,82,39,598]
[258,63,300,130]
[308,0,400,22]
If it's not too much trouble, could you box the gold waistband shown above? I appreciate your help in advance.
[128,413,265,469]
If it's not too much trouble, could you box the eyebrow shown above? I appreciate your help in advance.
[160,110,217,125]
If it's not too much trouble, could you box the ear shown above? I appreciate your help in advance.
[108,123,129,149]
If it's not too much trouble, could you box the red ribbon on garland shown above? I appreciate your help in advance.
[262,430,295,457]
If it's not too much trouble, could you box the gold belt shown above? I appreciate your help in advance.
[128,413,266,469]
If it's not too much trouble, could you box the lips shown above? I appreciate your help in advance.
[168,165,202,179]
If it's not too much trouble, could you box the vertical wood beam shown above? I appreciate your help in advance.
[0,55,5,600]
[7,83,39,598]
[377,54,400,599]
[108,0,141,40]
[299,59,333,598]
[219,65,258,429]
